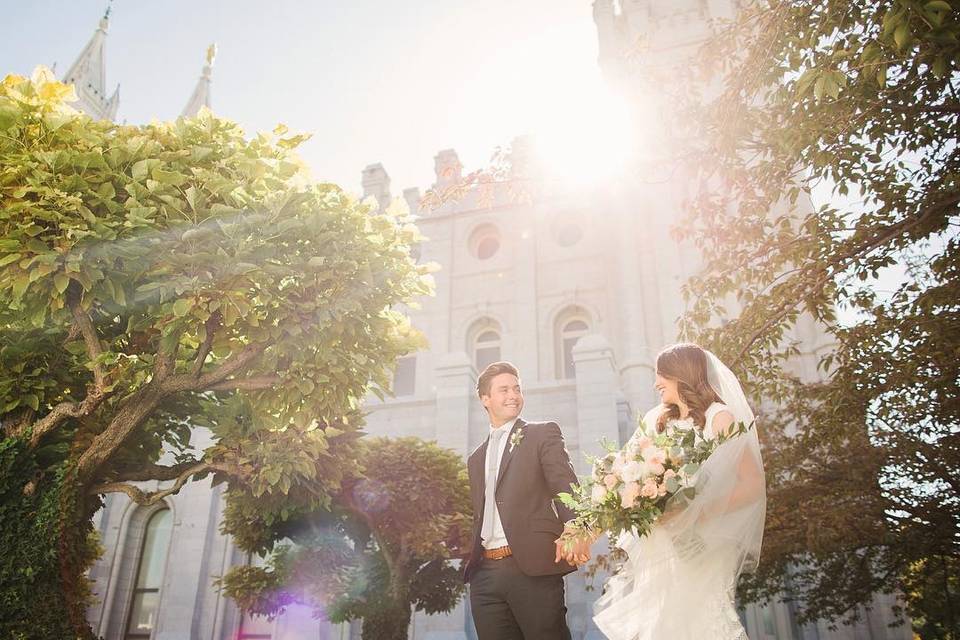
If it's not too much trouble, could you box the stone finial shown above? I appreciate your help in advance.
[433,149,462,189]
[509,135,537,178]
[362,163,391,210]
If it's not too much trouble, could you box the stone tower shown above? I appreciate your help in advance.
[62,8,120,120]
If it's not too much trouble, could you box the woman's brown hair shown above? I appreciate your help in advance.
[655,343,723,433]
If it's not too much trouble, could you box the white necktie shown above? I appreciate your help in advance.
[481,429,505,544]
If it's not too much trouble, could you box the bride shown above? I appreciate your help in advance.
[593,343,766,640]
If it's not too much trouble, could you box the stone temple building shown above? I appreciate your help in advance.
[66,3,912,639]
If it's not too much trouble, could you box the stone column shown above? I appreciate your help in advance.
[421,353,475,639]
[433,352,477,457]
[571,334,621,474]
[511,206,539,380]
[569,334,620,640]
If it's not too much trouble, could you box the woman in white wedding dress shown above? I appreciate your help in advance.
[593,343,766,640]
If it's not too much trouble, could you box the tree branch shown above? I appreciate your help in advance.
[76,342,267,480]
[207,375,281,392]
[735,192,960,361]
[68,294,107,390]
[110,459,204,483]
[23,295,113,447]
[192,311,221,377]
[90,462,226,505]
[163,342,267,394]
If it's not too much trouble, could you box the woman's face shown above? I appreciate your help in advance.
[655,372,680,406]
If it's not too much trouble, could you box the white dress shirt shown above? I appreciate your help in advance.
[481,417,517,549]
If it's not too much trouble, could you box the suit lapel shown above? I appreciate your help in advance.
[495,417,525,490]
[472,441,489,497]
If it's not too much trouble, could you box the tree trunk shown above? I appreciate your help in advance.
[0,437,99,640]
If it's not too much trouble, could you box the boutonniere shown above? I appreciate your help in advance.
[509,428,525,452]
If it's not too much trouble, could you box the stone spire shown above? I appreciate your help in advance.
[181,43,217,118]
[362,163,392,211]
[62,7,120,121]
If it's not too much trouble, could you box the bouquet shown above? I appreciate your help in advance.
[557,414,752,549]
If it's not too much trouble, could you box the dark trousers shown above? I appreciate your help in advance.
[469,556,572,640]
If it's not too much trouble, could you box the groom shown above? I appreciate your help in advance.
[464,361,591,639]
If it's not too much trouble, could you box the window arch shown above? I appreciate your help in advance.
[468,223,501,260]
[124,508,172,639]
[555,307,592,379]
[468,318,502,372]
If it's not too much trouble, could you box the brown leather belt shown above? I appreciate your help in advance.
[483,545,513,560]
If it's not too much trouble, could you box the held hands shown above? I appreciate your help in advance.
[554,523,595,566]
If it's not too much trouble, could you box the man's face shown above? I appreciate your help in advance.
[481,372,524,427]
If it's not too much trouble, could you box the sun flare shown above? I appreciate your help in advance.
[531,83,635,188]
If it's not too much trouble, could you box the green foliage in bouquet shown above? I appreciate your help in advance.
[558,417,752,547]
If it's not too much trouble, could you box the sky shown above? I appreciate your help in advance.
[0,0,603,196]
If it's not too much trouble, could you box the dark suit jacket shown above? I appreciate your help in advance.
[463,418,579,582]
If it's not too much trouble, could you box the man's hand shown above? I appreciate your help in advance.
[555,524,592,566]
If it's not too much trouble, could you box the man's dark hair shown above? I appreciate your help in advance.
[476,361,520,398]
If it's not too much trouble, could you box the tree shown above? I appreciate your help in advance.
[0,68,430,639]
[673,0,960,634]
[218,437,471,640]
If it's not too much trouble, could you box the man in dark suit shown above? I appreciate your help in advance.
[464,361,592,639]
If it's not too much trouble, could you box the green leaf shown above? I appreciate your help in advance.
[932,56,947,79]
[172,298,193,317]
[53,273,69,294]
[23,393,39,411]
[0,97,19,130]
[925,0,952,12]
[876,64,888,87]
[0,253,22,267]
[893,23,910,50]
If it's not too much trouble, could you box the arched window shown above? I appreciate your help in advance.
[555,308,591,379]
[474,330,501,372]
[467,317,503,373]
[392,355,416,397]
[124,508,172,639]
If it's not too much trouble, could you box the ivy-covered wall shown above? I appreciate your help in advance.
[0,437,102,640]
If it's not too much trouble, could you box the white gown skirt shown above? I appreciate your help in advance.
[593,527,749,640]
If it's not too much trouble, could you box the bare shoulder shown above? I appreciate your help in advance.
[709,405,736,438]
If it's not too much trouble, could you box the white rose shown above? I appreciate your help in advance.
[611,452,628,474]
[591,483,608,504]
[619,460,644,484]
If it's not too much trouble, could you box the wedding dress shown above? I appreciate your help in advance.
[594,351,766,640]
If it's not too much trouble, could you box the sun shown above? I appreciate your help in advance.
[531,81,636,189]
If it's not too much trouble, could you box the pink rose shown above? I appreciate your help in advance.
[636,436,653,450]
[649,462,665,477]
[658,482,669,497]
[620,481,642,508]
[640,479,659,499]
[604,474,619,490]
[663,469,677,480]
